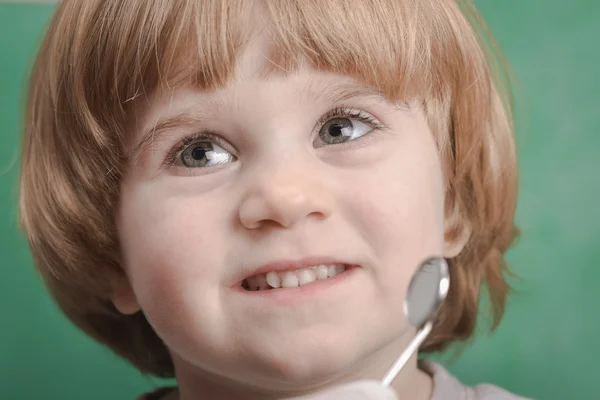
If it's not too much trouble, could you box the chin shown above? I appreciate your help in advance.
[247,334,370,385]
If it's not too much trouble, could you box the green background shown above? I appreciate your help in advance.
[1,1,598,399]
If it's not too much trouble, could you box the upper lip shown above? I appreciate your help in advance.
[231,256,355,287]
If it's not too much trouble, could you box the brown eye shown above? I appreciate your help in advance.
[180,142,234,168]
[318,117,373,145]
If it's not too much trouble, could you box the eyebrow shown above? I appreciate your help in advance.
[130,110,215,162]
[130,81,386,161]
[305,80,386,105]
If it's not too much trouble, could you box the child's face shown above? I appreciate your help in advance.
[115,34,454,388]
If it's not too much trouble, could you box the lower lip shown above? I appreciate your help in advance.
[231,266,359,303]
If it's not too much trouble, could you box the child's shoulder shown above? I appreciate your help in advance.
[421,360,532,400]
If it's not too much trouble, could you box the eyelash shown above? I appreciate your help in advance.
[164,106,385,167]
[316,106,385,132]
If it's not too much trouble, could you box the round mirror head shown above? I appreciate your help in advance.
[404,257,450,328]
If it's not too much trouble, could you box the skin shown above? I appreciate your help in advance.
[112,29,467,400]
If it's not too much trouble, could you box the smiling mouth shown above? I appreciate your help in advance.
[241,264,349,291]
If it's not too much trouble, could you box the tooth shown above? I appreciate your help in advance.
[335,264,346,274]
[327,264,337,277]
[316,265,329,280]
[281,271,299,288]
[297,268,317,286]
[266,271,281,288]
[256,274,269,290]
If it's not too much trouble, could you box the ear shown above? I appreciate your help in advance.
[443,206,472,259]
[110,274,141,315]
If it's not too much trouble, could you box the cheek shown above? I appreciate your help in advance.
[340,135,445,299]
[119,191,222,278]
[117,185,232,345]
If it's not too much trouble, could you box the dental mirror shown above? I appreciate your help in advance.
[381,257,450,386]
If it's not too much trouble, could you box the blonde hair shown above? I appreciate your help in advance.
[19,0,518,377]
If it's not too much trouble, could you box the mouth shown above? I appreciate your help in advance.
[240,262,354,291]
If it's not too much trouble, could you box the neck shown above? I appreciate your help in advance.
[171,338,433,400]
[389,355,433,400]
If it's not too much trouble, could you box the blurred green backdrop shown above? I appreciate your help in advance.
[1,1,598,399]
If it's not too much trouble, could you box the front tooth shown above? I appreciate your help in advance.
[297,268,317,286]
[316,265,329,280]
[281,271,299,288]
[266,271,281,288]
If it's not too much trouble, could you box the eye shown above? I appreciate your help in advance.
[318,117,373,145]
[166,133,236,169]
[315,107,383,147]
[179,142,234,168]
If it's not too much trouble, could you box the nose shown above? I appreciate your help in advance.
[238,168,333,230]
